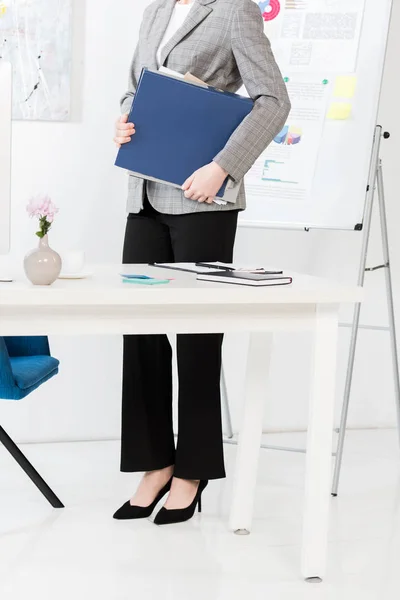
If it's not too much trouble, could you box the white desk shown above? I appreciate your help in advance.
[0,265,363,581]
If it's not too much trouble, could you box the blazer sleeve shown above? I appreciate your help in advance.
[213,0,291,182]
[120,44,140,115]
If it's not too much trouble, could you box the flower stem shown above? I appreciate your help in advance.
[36,216,52,238]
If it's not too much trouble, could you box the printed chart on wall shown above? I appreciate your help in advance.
[260,0,366,73]
[245,76,330,204]
[240,0,378,229]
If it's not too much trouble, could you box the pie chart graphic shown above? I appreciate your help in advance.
[274,125,302,145]
[258,0,281,22]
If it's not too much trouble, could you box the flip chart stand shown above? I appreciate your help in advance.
[220,125,400,494]
[332,125,400,495]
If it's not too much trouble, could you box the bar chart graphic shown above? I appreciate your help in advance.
[285,0,308,8]
[274,125,303,145]
[262,159,298,184]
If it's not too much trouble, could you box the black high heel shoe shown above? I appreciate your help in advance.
[113,478,172,520]
[154,480,208,526]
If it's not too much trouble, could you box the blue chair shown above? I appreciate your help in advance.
[0,336,64,508]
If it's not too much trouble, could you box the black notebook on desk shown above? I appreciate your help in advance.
[197,271,293,287]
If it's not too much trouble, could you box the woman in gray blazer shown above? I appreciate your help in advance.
[113,0,290,526]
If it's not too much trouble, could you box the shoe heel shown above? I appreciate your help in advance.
[154,480,208,525]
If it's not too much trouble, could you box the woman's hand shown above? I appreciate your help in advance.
[182,162,229,204]
[114,114,136,148]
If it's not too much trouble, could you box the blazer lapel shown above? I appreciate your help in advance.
[149,0,177,69]
[159,0,215,67]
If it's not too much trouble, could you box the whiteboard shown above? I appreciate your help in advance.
[241,0,393,230]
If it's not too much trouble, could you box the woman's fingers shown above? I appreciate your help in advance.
[116,114,134,129]
[116,125,135,136]
[182,166,222,203]
[184,188,203,201]
[114,135,132,143]
[114,135,132,146]
[115,114,135,145]
[116,130,135,141]
[117,114,133,126]
[183,187,214,203]
[117,123,135,131]
[117,123,135,132]
[182,174,195,191]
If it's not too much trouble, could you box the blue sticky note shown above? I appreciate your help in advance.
[120,274,153,279]
[122,278,170,285]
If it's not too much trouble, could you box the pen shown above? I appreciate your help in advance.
[240,269,284,275]
[122,278,171,285]
[195,262,235,271]
[120,274,153,279]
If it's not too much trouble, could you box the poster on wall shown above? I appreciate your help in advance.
[245,75,330,202]
[242,0,364,206]
[257,0,366,73]
[0,0,72,121]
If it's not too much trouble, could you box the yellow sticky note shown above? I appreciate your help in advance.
[327,102,352,120]
[334,76,357,98]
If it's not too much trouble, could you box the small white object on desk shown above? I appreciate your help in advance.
[58,270,93,280]
[0,256,14,283]
[59,251,92,279]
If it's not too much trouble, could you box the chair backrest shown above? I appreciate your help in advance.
[4,336,50,358]
[0,337,17,397]
[0,337,53,400]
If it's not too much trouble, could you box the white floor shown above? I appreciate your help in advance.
[1,430,400,599]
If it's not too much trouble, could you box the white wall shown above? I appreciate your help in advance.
[1,0,400,443]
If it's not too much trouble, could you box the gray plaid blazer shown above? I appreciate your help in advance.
[120,0,291,214]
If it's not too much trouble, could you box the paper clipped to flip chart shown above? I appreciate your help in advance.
[327,102,352,120]
[333,76,357,98]
[245,75,330,203]
[265,0,366,73]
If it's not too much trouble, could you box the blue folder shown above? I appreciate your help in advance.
[115,68,253,198]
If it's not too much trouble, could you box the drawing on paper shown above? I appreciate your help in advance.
[258,0,281,22]
[274,125,303,145]
[0,0,72,121]
[285,0,308,8]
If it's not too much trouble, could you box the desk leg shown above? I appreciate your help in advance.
[229,332,273,534]
[302,305,339,582]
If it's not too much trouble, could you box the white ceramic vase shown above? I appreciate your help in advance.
[24,234,62,285]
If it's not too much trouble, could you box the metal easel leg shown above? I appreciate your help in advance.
[331,125,383,497]
[376,162,400,444]
[221,364,234,439]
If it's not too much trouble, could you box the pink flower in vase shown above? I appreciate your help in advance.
[26,195,59,238]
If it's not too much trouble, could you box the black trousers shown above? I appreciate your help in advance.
[121,195,239,480]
